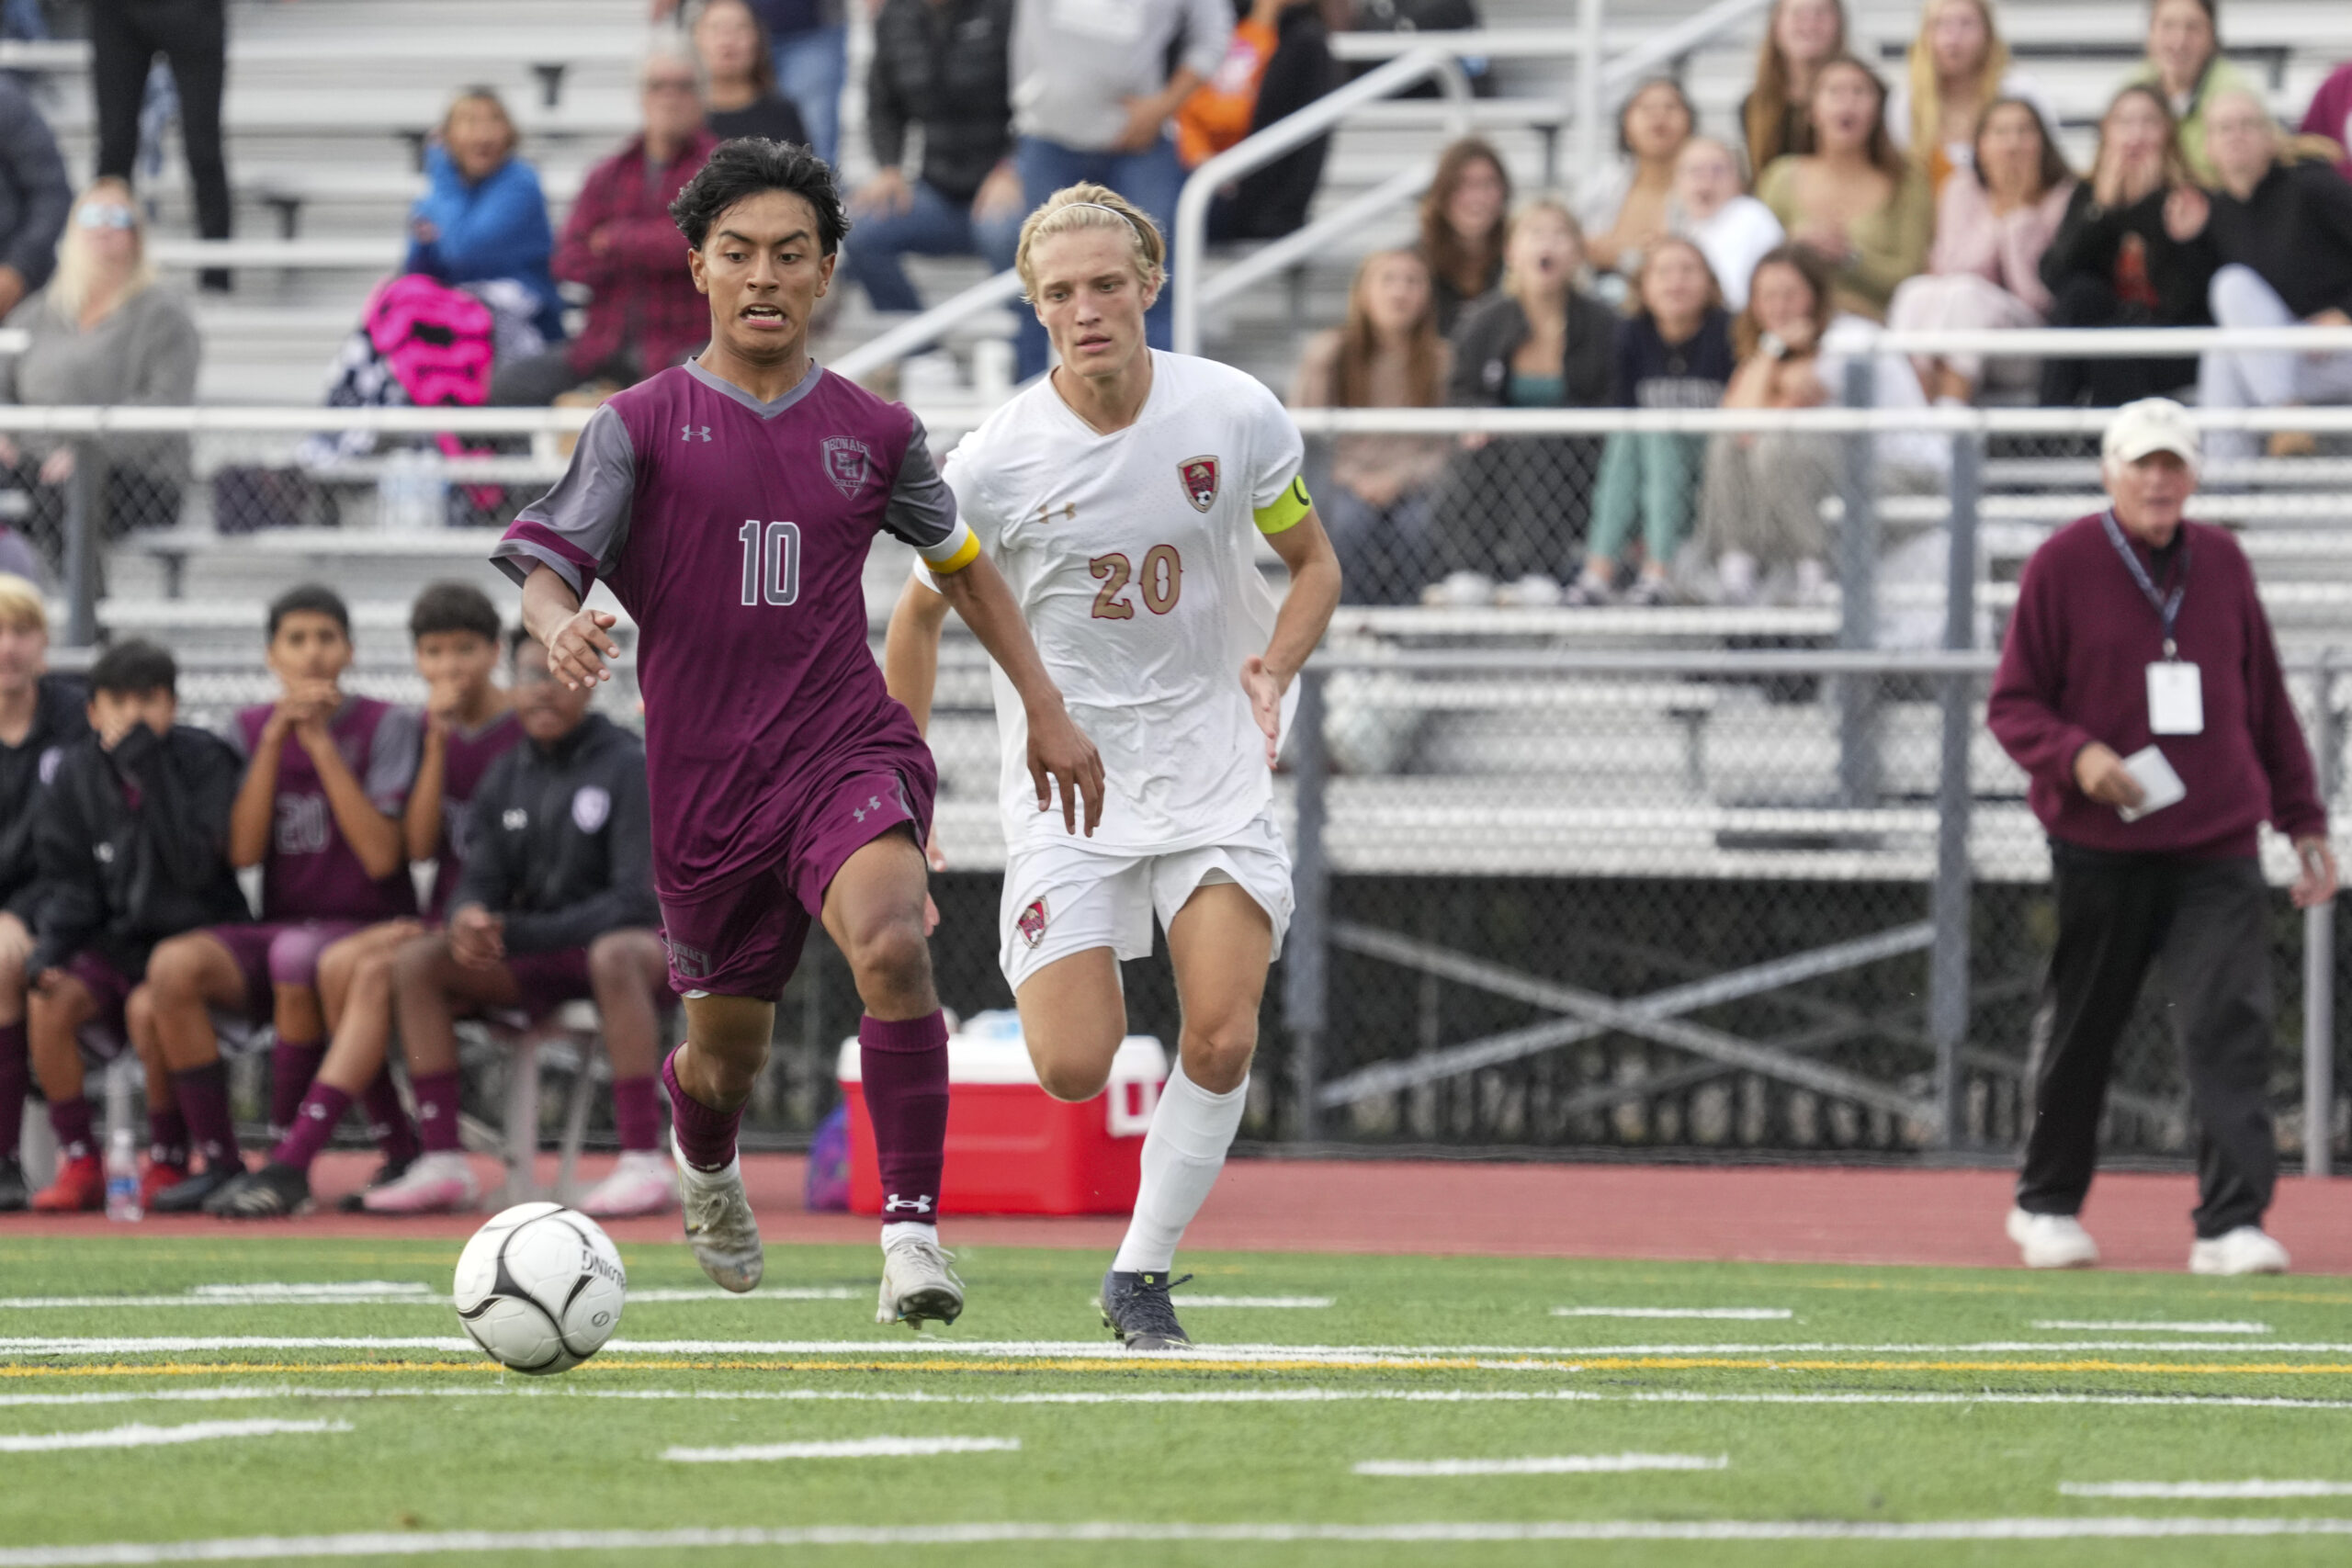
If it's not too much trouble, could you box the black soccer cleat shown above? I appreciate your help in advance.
[150,1163,247,1214]
[335,1154,414,1213]
[0,1156,27,1212]
[1099,1269,1194,1351]
[205,1162,312,1219]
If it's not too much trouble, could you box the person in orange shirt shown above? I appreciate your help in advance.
[1178,0,1335,239]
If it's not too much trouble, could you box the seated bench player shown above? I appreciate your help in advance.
[355,628,671,1217]
[244,581,526,1214]
[21,642,247,1211]
[143,584,423,1213]
[0,573,85,1210]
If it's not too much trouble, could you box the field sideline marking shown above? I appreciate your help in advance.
[2061,1481,2352,1499]
[1178,1297,1332,1308]
[0,1418,347,1452]
[664,1437,1022,1462]
[0,1288,859,1310]
[2033,1322,2270,1335]
[1355,1453,1728,1476]
[1553,1308,1792,1321]
[11,1517,2352,1561]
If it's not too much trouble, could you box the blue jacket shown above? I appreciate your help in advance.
[405,146,565,344]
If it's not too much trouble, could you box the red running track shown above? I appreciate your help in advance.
[12,1153,2351,1275]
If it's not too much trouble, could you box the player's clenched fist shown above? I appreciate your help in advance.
[548,607,622,690]
[1027,703,1105,837]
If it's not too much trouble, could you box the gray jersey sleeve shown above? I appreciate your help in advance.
[365,705,424,815]
[492,402,638,596]
[881,412,972,566]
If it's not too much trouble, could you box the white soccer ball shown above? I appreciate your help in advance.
[453,1201,628,1375]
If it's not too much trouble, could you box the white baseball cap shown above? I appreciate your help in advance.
[2102,397,2201,469]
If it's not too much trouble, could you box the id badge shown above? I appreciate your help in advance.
[2147,660,2204,736]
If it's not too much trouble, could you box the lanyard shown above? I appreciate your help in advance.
[2101,510,2189,658]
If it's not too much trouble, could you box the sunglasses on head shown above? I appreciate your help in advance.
[76,204,136,231]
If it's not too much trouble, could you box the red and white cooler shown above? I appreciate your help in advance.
[836,1012,1168,1215]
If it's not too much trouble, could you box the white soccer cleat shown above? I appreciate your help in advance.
[876,1229,964,1329]
[2006,1207,2099,1269]
[577,1150,679,1219]
[671,1140,763,1293]
[358,1151,480,1215]
[2188,1225,2290,1276]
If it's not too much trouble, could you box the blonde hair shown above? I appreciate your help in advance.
[1905,0,2012,166]
[46,178,155,324]
[1013,184,1165,299]
[1499,197,1583,302]
[0,573,47,635]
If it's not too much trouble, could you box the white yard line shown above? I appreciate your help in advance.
[1178,1297,1333,1308]
[0,1288,859,1310]
[0,1418,349,1453]
[1553,1308,1792,1321]
[189,1283,429,1298]
[662,1437,1021,1462]
[8,1517,2352,1562]
[2033,1322,2271,1335]
[2062,1480,2352,1499]
[1355,1453,1728,1476]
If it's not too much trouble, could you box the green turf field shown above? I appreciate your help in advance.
[5,1236,2352,1565]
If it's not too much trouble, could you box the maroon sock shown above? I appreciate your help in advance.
[611,1074,661,1153]
[171,1062,239,1172]
[269,1039,325,1135]
[267,1082,352,1172]
[858,1011,949,1224]
[0,1021,26,1160]
[47,1095,94,1163]
[410,1069,463,1154]
[661,1046,740,1172]
[146,1109,188,1169]
[359,1071,418,1166]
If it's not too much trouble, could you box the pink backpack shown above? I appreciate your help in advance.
[365,275,494,410]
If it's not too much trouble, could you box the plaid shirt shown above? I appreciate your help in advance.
[554,130,718,377]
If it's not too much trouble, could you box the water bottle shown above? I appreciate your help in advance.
[414,448,450,530]
[376,449,413,531]
[104,1127,141,1222]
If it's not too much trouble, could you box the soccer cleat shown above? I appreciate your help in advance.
[876,1230,964,1328]
[150,1161,249,1214]
[1099,1269,1193,1351]
[578,1150,679,1219]
[672,1140,763,1292]
[138,1161,189,1209]
[2007,1207,2099,1269]
[0,1156,26,1211]
[29,1155,104,1213]
[205,1162,312,1219]
[358,1151,480,1215]
[2189,1226,2290,1276]
[335,1155,415,1213]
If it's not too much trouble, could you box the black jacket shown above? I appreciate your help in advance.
[2039,183,2219,326]
[0,75,69,294]
[454,714,656,956]
[1447,290,1618,408]
[29,723,246,978]
[2206,158,2352,319]
[867,0,1015,205]
[1213,3,1336,242]
[0,675,87,926]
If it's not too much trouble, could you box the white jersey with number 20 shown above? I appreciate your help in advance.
[922,350,1313,858]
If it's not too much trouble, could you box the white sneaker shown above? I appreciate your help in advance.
[671,1139,763,1292]
[876,1229,964,1329]
[577,1150,678,1219]
[2007,1207,2099,1269]
[358,1151,480,1215]
[2189,1226,2290,1276]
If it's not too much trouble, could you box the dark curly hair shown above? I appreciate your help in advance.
[90,638,176,700]
[668,138,849,256]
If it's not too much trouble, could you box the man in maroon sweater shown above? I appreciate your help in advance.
[1989,397,2336,1276]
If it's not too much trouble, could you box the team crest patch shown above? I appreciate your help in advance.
[823,435,876,497]
[571,785,611,833]
[1017,897,1049,949]
[1178,455,1219,513]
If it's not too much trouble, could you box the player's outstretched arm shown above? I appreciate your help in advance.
[518,565,621,692]
[931,552,1108,837]
[882,572,953,738]
[1244,507,1344,767]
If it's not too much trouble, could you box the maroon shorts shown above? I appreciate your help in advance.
[63,951,137,1060]
[503,947,594,1021]
[659,757,934,1000]
[208,919,366,1022]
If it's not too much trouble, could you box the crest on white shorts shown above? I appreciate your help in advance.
[1017,896,1049,949]
[1178,454,1219,513]
[571,785,611,833]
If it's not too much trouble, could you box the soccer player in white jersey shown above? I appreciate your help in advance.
[885,184,1341,1350]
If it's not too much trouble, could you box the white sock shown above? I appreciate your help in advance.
[1112,1065,1248,1273]
[881,1221,936,1248]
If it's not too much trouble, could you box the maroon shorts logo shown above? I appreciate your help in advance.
[1178,454,1219,513]
[1016,897,1048,949]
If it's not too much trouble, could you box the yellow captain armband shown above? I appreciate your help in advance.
[921,518,982,574]
[1253,474,1314,536]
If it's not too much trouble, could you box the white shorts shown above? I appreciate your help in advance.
[997,810,1295,993]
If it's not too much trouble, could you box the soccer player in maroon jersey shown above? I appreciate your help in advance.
[494,139,1102,1321]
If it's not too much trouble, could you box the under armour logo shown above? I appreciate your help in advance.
[503,808,528,830]
[306,1103,328,1121]
[681,424,711,442]
[1031,501,1078,525]
[884,1193,934,1214]
[850,794,883,823]
[94,843,114,864]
